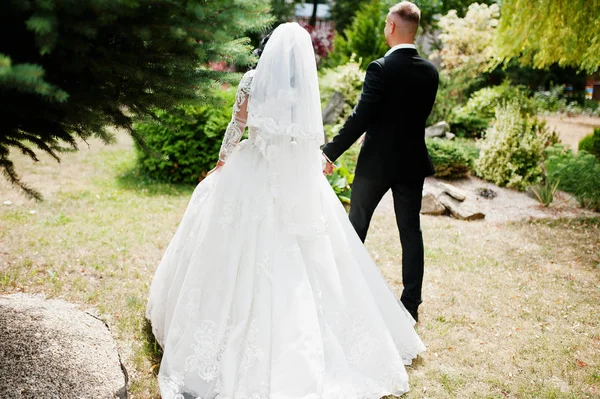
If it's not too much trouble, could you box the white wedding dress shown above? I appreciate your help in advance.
[146,23,425,399]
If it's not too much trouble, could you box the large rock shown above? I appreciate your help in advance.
[437,181,467,201]
[322,91,346,125]
[438,194,485,221]
[0,294,127,398]
[421,192,447,215]
[425,121,450,138]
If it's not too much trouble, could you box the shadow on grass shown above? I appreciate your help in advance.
[116,167,196,197]
[142,318,163,376]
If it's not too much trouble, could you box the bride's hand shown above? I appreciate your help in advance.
[207,160,225,177]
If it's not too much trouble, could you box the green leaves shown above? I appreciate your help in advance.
[475,102,557,191]
[0,0,272,199]
[326,0,390,70]
[134,87,236,184]
[545,144,600,211]
[326,160,354,204]
[426,138,478,179]
[496,0,600,73]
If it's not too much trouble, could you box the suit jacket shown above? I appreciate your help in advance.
[322,48,439,182]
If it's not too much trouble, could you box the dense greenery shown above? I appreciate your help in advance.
[533,86,600,116]
[578,128,600,160]
[451,83,536,137]
[427,3,500,125]
[330,0,498,39]
[426,138,479,179]
[496,0,600,73]
[320,59,365,122]
[326,160,354,205]
[546,145,600,211]
[475,102,558,191]
[134,88,236,184]
[326,0,390,69]
[0,0,271,199]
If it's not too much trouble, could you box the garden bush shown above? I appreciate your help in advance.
[475,102,559,190]
[426,138,479,179]
[578,128,600,159]
[134,88,235,184]
[319,58,365,115]
[545,145,600,211]
[451,83,536,137]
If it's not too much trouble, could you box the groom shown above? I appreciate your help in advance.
[322,1,439,322]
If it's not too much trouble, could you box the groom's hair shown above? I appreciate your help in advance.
[389,2,421,29]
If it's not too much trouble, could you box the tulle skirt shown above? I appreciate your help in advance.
[146,136,425,399]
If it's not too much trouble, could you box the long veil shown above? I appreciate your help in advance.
[247,23,324,144]
[246,23,327,237]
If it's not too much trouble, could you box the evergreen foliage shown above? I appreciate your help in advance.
[0,0,271,199]
[330,0,498,40]
[326,0,390,69]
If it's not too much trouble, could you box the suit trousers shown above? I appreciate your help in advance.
[349,176,425,313]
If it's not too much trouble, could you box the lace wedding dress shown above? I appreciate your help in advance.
[146,23,425,399]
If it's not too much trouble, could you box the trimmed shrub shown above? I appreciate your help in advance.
[578,128,600,159]
[475,102,558,190]
[545,145,600,211]
[134,88,235,184]
[451,83,536,137]
[426,138,479,179]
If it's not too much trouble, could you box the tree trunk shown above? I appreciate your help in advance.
[309,0,319,27]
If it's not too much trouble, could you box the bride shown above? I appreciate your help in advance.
[146,22,425,399]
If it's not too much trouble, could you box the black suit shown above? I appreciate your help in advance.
[323,47,439,315]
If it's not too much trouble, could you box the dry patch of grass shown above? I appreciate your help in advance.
[369,213,599,399]
[1,132,599,398]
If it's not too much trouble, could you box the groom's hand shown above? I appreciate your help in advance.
[323,161,335,175]
[322,153,335,175]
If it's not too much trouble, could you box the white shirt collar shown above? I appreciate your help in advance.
[385,43,416,57]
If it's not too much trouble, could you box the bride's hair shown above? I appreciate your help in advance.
[251,32,273,68]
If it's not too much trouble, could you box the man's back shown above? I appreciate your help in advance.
[356,48,439,182]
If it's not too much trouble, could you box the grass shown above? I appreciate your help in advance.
[1,131,599,398]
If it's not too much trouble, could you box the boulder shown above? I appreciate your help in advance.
[421,192,447,215]
[425,121,450,138]
[322,91,346,125]
[0,293,128,398]
[444,132,456,140]
[438,194,485,221]
[437,182,467,201]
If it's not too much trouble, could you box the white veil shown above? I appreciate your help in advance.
[247,22,324,145]
[246,23,327,238]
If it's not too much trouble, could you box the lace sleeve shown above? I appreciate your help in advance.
[218,70,254,162]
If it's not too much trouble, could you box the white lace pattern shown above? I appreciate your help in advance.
[219,70,255,162]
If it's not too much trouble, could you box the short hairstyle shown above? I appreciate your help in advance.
[389,2,421,26]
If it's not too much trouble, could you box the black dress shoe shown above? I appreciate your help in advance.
[407,309,419,322]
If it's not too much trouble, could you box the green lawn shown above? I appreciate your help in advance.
[1,132,599,398]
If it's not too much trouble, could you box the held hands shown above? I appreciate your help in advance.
[322,153,335,176]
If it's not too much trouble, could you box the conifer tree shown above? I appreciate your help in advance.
[0,0,271,199]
